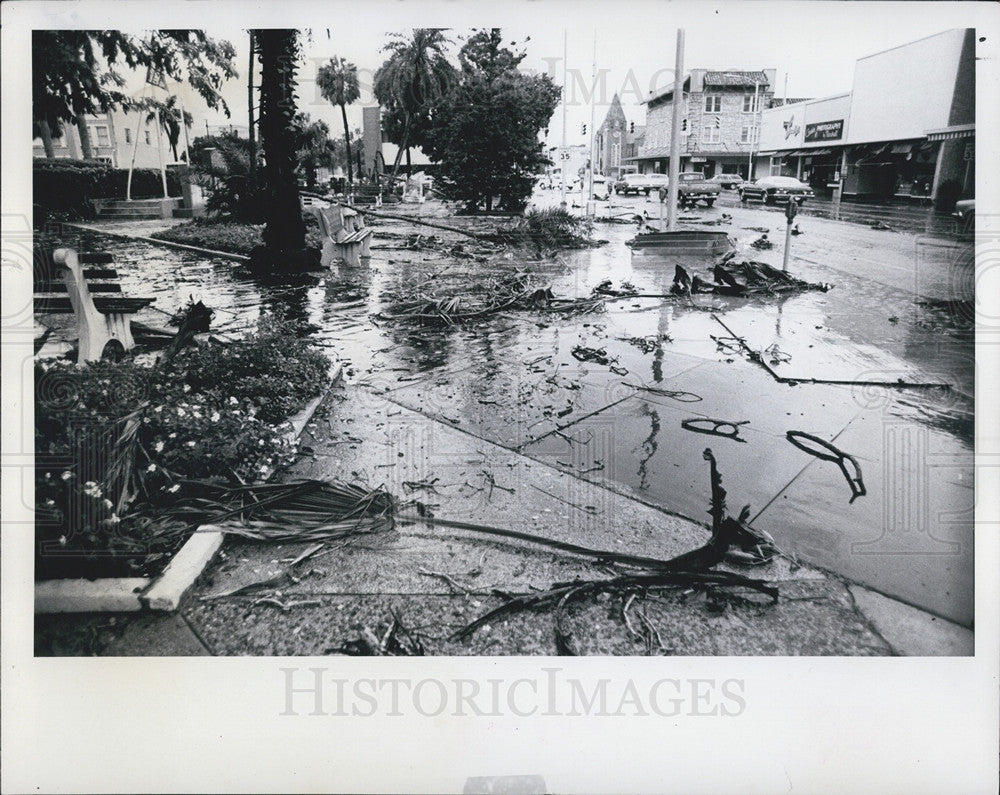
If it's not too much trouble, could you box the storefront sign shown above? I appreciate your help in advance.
[689,157,707,163]
[804,120,844,142]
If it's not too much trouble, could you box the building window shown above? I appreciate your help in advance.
[612,142,621,165]
[145,130,151,145]
[702,125,721,145]
[743,94,761,113]
[93,125,111,146]
[124,128,131,144]
[740,126,759,144]
[704,95,721,113]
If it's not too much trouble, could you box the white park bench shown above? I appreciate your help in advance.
[34,247,155,363]
[312,204,373,268]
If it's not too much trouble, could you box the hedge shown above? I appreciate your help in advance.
[33,158,183,220]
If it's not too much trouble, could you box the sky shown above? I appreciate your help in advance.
[20,1,994,150]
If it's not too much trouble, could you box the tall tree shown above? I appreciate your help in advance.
[316,57,360,184]
[32,30,237,158]
[254,28,308,267]
[427,29,559,212]
[373,29,455,180]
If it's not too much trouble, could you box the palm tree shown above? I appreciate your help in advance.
[373,28,455,180]
[145,95,194,161]
[316,57,360,184]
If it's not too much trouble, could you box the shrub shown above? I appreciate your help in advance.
[34,321,331,576]
[33,158,182,222]
[489,207,595,250]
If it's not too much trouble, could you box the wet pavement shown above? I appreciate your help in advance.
[52,192,975,628]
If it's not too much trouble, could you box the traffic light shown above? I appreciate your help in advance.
[581,123,587,136]
[629,121,635,134]
[681,118,688,133]
[714,117,722,129]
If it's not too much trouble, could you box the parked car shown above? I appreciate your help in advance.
[953,198,974,234]
[614,172,670,196]
[709,173,744,189]
[739,176,814,205]
[657,172,721,207]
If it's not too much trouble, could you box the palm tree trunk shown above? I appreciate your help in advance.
[256,29,306,261]
[340,103,353,184]
[247,30,257,189]
[388,114,411,182]
[39,120,55,158]
[405,146,411,178]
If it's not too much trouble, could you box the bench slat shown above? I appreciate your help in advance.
[92,297,155,314]
[33,296,75,313]
[34,282,123,294]
[78,252,115,264]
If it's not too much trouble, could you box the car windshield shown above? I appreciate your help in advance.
[679,173,702,181]
[763,177,805,188]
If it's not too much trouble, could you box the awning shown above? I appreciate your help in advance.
[924,124,975,141]
[805,148,833,156]
[890,142,914,154]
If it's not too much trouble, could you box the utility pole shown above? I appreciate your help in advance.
[560,29,567,208]
[666,29,684,231]
[587,31,597,217]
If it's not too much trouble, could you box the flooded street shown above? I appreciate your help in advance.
[61,194,975,626]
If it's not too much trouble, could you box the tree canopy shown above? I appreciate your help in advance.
[32,30,237,155]
[373,29,456,178]
[316,57,360,182]
[426,29,560,212]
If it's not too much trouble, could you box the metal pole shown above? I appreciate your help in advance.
[782,201,796,272]
[126,86,148,202]
[560,29,567,208]
[666,29,684,231]
[747,81,759,181]
[587,31,597,216]
[155,107,168,197]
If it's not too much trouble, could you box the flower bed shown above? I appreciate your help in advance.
[151,216,325,257]
[34,318,332,582]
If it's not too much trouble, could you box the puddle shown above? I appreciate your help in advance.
[44,219,974,625]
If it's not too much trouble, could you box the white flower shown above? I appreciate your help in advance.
[107,514,120,525]
[176,407,186,417]
[183,383,191,393]
[258,439,265,446]
[59,535,67,546]
[168,484,180,493]
[154,440,165,453]
[229,396,238,405]
[169,432,177,439]
[186,440,196,447]
[147,464,157,472]
[61,471,73,481]
[154,405,163,413]
[102,498,114,510]
[211,412,220,423]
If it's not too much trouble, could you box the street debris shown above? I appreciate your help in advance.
[450,448,779,646]
[618,334,672,353]
[681,417,750,443]
[334,608,426,656]
[750,234,774,250]
[786,430,867,503]
[870,220,894,230]
[571,345,612,365]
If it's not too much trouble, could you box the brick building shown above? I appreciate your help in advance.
[631,68,777,179]
[594,93,638,179]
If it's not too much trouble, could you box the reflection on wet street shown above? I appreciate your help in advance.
[57,199,974,625]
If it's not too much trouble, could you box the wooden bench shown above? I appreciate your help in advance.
[312,204,374,268]
[34,247,155,363]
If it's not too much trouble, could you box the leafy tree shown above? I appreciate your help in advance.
[427,29,559,212]
[373,29,455,179]
[253,29,309,268]
[294,113,336,190]
[32,30,237,159]
[316,57,360,184]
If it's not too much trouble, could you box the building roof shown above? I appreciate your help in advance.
[703,70,769,88]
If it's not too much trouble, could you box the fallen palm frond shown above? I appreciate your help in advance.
[451,447,781,644]
[141,479,395,544]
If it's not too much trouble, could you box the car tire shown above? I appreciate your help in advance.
[704,198,715,208]
[764,194,774,206]
[740,191,748,202]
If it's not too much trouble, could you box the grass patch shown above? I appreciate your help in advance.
[151,215,324,256]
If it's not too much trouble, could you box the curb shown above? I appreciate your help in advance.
[65,222,250,262]
[34,362,342,614]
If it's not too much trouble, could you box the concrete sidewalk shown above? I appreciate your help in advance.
[38,381,972,657]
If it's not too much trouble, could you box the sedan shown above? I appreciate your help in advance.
[953,199,974,234]
[709,173,744,189]
[740,176,814,205]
